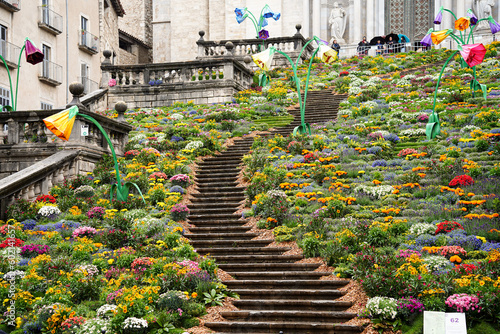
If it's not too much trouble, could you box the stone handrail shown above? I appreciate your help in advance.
[101,57,253,89]
[0,150,79,220]
[0,109,131,154]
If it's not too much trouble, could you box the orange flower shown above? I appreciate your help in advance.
[455,17,470,31]
[450,255,462,263]
[43,106,79,141]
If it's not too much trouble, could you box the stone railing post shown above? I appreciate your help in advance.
[66,82,88,145]
[294,24,304,51]
[197,31,206,57]
[223,42,235,80]
[7,118,18,144]
[100,50,112,88]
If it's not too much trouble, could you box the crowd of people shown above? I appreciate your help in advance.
[331,34,411,58]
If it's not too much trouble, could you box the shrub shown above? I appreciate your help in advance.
[170,204,189,221]
[449,175,474,187]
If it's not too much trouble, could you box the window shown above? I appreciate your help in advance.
[42,0,50,25]
[81,16,88,46]
[0,86,10,108]
[0,24,6,59]
[81,62,90,93]
[119,39,132,53]
[42,44,51,78]
[40,102,53,110]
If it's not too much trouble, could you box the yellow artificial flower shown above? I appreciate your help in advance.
[42,106,79,141]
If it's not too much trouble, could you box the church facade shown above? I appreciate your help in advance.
[143,0,500,62]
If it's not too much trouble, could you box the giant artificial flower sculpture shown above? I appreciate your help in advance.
[252,37,338,135]
[43,106,145,203]
[422,6,497,139]
[0,38,44,112]
[234,4,280,40]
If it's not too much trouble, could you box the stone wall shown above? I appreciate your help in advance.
[106,80,244,109]
[118,47,138,65]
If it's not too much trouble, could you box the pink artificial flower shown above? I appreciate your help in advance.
[459,43,486,67]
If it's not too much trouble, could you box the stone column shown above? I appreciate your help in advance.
[442,0,453,49]
[434,0,442,31]
[303,0,310,37]
[376,0,385,36]
[313,0,321,37]
[353,0,362,43]
[367,0,375,38]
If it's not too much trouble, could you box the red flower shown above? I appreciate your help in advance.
[449,175,474,187]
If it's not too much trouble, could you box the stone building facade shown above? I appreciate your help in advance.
[0,0,123,110]
[128,0,500,63]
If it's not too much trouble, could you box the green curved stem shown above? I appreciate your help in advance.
[246,11,260,36]
[449,33,464,46]
[443,9,458,21]
[432,50,459,112]
[0,55,14,111]
[78,113,122,187]
[14,44,25,111]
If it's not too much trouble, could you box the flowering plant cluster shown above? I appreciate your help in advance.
[449,174,474,187]
[20,243,50,258]
[445,293,480,313]
[436,220,464,234]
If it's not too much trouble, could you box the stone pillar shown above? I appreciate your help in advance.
[100,50,112,88]
[377,0,385,36]
[303,0,310,38]
[353,0,362,43]
[313,0,321,37]
[367,0,375,38]
[434,0,442,31]
[442,0,453,49]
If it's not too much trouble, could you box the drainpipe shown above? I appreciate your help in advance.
[66,0,69,104]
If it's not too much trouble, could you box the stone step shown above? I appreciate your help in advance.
[195,247,290,256]
[187,219,246,227]
[185,232,260,240]
[214,254,302,263]
[200,157,243,164]
[188,213,243,222]
[220,310,357,323]
[205,321,364,334]
[196,164,241,169]
[219,263,320,272]
[230,289,345,300]
[189,239,273,248]
[230,271,333,280]
[190,195,245,203]
[195,181,239,188]
[189,207,239,215]
[223,280,348,290]
[232,299,353,311]
[189,201,242,207]
[188,225,252,233]
[194,173,239,179]
[191,186,245,193]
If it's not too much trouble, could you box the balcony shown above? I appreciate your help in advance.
[79,76,98,94]
[78,30,99,55]
[39,59,62,86]
[38,6,62,35]
[0,40,21,69]
[0,0,20,12]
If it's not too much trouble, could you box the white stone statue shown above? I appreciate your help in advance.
[473,0,495,28]
[329,2,347,44]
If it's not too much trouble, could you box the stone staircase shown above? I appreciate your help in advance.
[272,90,347,136]
[186,91,364,333]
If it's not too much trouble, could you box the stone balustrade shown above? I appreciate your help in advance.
[196,24,315,69]
[0,150,79,220]
[101,55,254,109]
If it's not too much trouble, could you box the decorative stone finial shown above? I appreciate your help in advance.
[115,101,127,122]
[103,50,112,65]
[243,55,252,64]
[295,24,302,36]
[66,82,86,110]
[225,41,234,56]
[198,31,205,41]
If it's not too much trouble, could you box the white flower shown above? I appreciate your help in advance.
[123,317,148,329]
[185,140,204,150]
[37,205,61,217]
[76,318,110,334]
[408,223,436,236]
[170,113,184,120]
[97,304,117,318]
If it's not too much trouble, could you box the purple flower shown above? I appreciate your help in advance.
[25,39,44,65]
[467,9,478,26]
[489,17,500,34]
[434,6,443,24]
[420,29,433,47]
[258,29,269,40]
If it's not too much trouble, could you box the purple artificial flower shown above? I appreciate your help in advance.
[434,6,443,24]
[467,9,478,26]
[258,29,269,40]
[420,29,433,47]
[488,17,500,34]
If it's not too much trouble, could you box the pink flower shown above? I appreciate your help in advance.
[459,43,486,67]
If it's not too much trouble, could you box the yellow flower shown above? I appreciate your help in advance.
[431,29,452,45]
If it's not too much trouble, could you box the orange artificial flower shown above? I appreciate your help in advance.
[431,29,452,45]
[455,17,470,31]
[43,106,79,141]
